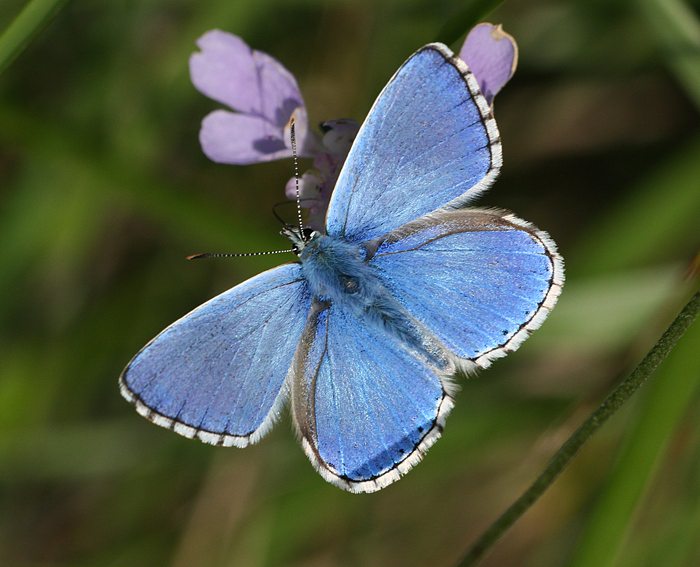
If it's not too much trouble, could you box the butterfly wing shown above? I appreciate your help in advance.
[325,43,500,243]
[367,209,564,369]
[120,263,311,447]
[291,301,455,494]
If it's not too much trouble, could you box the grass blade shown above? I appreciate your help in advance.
[454,291,699,567]
[0,0,69,74]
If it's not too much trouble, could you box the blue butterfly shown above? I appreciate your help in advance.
[120,43,564,493]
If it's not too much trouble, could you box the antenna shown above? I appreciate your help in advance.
[272,203,288,227]
[188,119,309,262]
[187,249,295,260]
[289,118,305,240]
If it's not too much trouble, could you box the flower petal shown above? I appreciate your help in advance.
[459,23,518,104]
[285,169,324,201]
[199,110,292,164]
[190,30,305,125]
[319,119,359,157]
[282,106,318,158]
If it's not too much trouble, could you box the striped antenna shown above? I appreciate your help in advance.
[289,118,305,240]
[187,249,295,260]
[188,118,308,262]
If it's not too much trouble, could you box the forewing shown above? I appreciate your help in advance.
[368,209,564,368]
[325,43,500,243]
[120,263,311,447]
[291,301,455,494]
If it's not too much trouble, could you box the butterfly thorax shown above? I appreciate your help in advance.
[299,233,447,368]
[298,234,371,301]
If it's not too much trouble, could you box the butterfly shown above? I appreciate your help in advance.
[120,43,564,493]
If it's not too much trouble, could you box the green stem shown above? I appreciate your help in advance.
[0,0,70,74]
[455,291,700,567]
[569,298,700,567]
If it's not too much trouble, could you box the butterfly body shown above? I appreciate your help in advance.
[298,232,370,303]
[120,43,564,493]
[298,232,442,367]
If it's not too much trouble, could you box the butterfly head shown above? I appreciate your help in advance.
[281,225,321,256]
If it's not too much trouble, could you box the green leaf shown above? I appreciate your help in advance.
[0,0,69,74]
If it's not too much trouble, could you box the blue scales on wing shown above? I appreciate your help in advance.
[325,43,501,244]
[120,264,311,446]
[368,209,564,369]
[291,301,455,493]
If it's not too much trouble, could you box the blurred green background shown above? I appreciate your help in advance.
[1,0,699,566]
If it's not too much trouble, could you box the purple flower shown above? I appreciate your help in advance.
[190,30,316,164]
[191,24,518,227]
[459,23,518,105]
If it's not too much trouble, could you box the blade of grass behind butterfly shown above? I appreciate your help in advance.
[552,138,700,564]
[568,299,700,567]
[454,292,699,567]
[0,0,69,74]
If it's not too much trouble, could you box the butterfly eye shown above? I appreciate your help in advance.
[302,228,319,241]
[341,275,360,294]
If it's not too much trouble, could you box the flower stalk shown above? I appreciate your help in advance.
[455,291,700,567]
